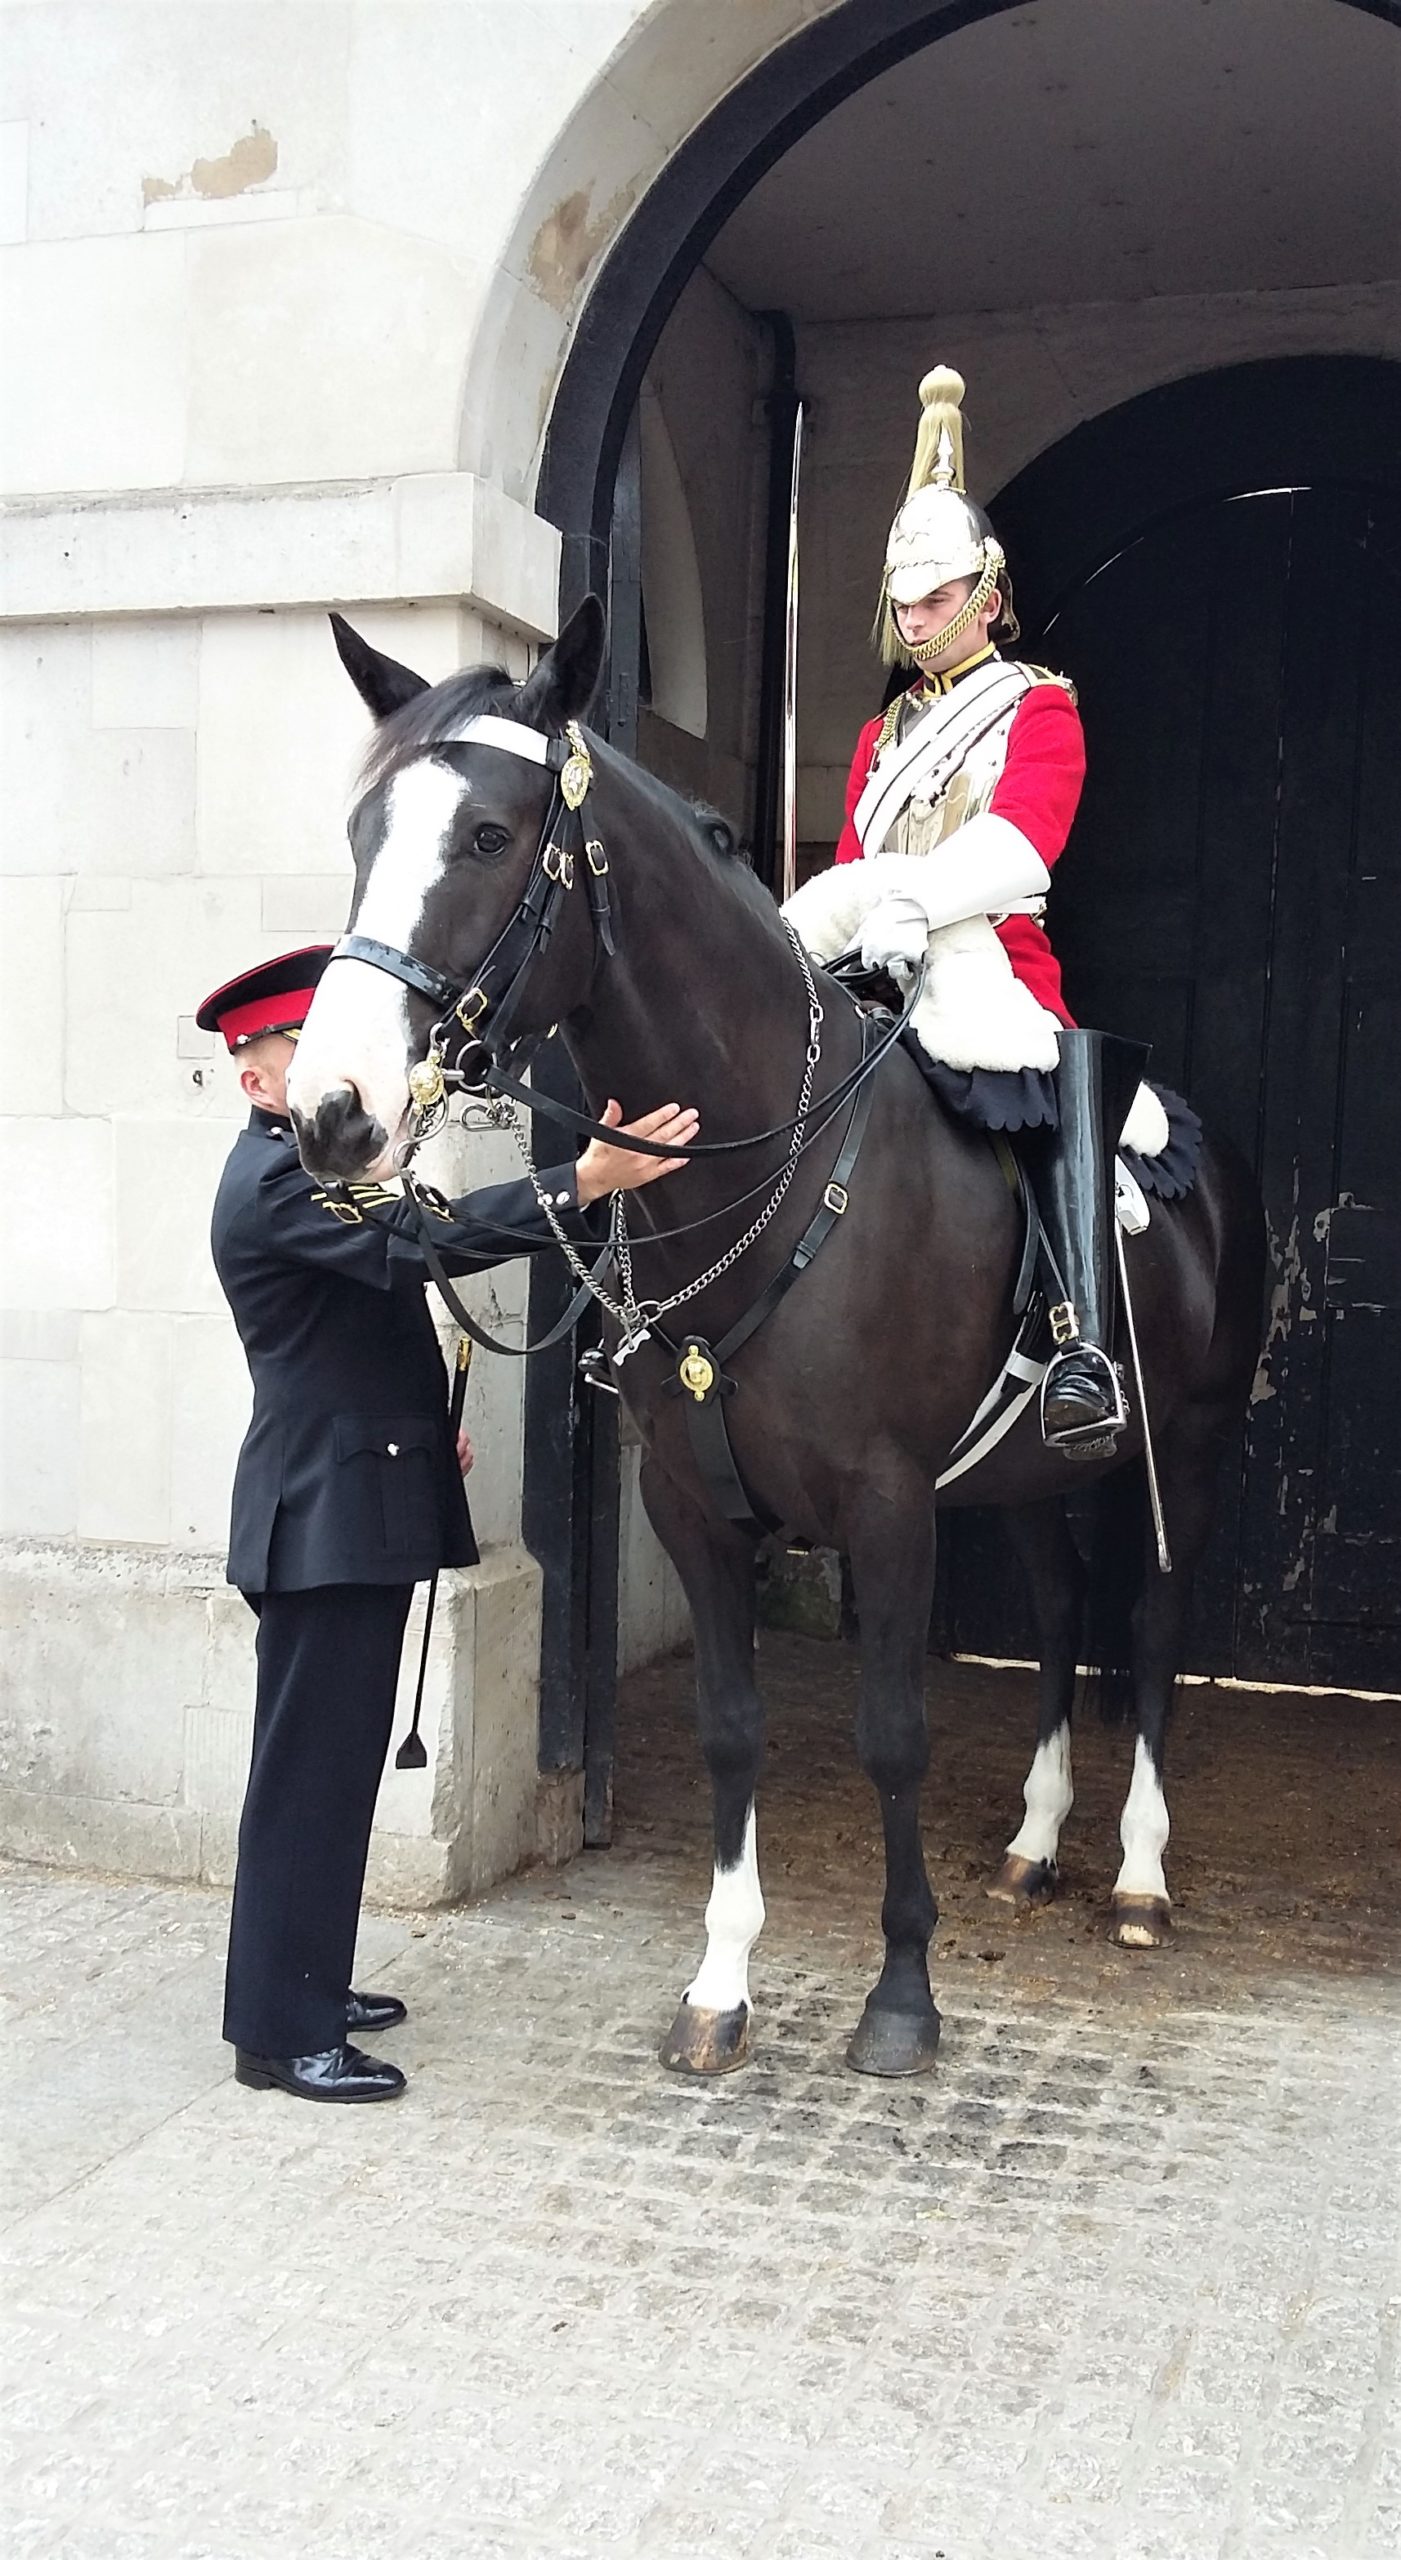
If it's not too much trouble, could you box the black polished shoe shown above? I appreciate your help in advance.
[234,2042,406,2103]
[346,1987,408,2035]
[1041,1345,1128,1457]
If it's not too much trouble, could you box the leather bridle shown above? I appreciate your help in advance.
[334,716,612,1138]
[321,707,928,1420]
[329,710,922,1168]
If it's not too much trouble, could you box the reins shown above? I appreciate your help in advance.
[328,707,921,1365]
[334,717,919,1167]
[474,964,919,1164]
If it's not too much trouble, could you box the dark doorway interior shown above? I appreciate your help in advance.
[530,0,1401,1809]
[941,366,1401,1691]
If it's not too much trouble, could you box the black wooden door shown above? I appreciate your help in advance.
[944,485,1401,1690]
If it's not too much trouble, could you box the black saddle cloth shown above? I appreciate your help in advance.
[821,954,1202,1201]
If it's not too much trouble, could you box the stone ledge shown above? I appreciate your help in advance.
[0,1534,230,1594]
[0,472,561,635]
[0,1788,468,1907]
[0,1537,550,1908]
[0,1784,204,1884]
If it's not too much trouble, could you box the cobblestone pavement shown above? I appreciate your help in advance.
[4,1638,1399,2560]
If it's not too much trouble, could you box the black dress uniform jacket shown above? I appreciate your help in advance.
[212,1109,592,1593]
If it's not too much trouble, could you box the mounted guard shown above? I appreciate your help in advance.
[784,364,1197,1457]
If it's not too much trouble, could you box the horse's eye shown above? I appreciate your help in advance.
[471,823,511,862]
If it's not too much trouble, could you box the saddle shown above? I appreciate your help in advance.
[648,966,1188,1537]
[822,953,1200,1207]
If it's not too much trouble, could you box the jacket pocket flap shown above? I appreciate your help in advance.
[334,1414,438,1462]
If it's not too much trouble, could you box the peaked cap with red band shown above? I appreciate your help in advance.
[196,945,333,1053]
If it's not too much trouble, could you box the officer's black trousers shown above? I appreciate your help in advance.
[222,1581,413,2057]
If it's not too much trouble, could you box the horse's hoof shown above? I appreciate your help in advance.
[660,1999,750,2075]
[846,2000,942,2078]
[986,1852,1057,1909]
[1110,1893,1173,1949]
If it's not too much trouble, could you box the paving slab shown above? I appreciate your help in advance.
[3,1636,1398,2560]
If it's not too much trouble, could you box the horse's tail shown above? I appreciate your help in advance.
[1081,1462,1148,1723]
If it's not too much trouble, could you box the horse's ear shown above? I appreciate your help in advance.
[518,594,607,729]
[329,613,431,721]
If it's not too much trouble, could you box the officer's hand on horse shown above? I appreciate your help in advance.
[576,1100,699,1202]
[858,892,930,986]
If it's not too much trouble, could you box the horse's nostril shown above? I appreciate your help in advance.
[291,1082,388,1179]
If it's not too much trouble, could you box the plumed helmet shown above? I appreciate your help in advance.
[875,367,1018,665]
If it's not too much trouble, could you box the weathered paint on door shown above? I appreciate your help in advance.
[945,485,1401,1689]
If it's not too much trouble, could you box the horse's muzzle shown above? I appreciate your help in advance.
[291,1082,390,1181]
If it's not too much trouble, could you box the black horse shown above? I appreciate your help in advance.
[290,599,1266,2079]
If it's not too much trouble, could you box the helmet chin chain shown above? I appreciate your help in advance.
[898,552,1002,669]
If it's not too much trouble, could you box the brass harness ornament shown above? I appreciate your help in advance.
[407,1055,446,1112]
[559,721,593,811]
[678,1342,717,1404]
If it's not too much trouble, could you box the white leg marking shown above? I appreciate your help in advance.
[685,1808,764,2014]
[1114,1736,1171,1902]
[1005,1724,1074,1865]
[289,761,465,1159]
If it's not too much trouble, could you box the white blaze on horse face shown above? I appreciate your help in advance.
[288,759,467,1171]
[1114,1736,1171,1903]
[685,1807,765,2016]
[1004,1723,1074,1867]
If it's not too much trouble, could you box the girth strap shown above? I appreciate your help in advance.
[658,1022,881,1535]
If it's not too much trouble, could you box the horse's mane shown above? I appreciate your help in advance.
[361,662,757,885]
[621,753,747,869]
[360,664,519,787]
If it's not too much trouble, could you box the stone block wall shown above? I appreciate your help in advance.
[0,0,847,1899]
[0,0,726,1901]
[0,1538,543,1906]
[0,584,568,1903]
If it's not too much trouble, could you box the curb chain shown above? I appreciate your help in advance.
[506,922,826,1362]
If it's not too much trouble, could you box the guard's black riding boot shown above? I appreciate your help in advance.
[1038,1029,1151,1459]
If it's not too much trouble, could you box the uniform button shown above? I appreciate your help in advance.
[387,1442,400,1457]
[555,1190,570,1206]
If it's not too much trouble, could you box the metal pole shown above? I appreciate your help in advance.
[1115,1222,1172,1576]
[395,1335,474,1770]
[780,397,805,906]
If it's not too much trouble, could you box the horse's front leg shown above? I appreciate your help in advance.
[989,1497,1085,1907]
[845,1484,942,2076]
[639,1456,766,2075]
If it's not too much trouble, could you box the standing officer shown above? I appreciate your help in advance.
[198,943,696,2102]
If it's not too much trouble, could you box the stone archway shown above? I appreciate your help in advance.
[523,0,1401,592]
[513,0,1401,1818]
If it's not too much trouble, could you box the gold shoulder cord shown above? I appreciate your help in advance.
[872,686,920,766]
[1017,661,1079,707]
[312,1180,396,1226]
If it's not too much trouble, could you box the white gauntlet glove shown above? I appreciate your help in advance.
[857,892,930,984]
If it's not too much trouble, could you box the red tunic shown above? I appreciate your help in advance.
[833,679,1085,1026]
